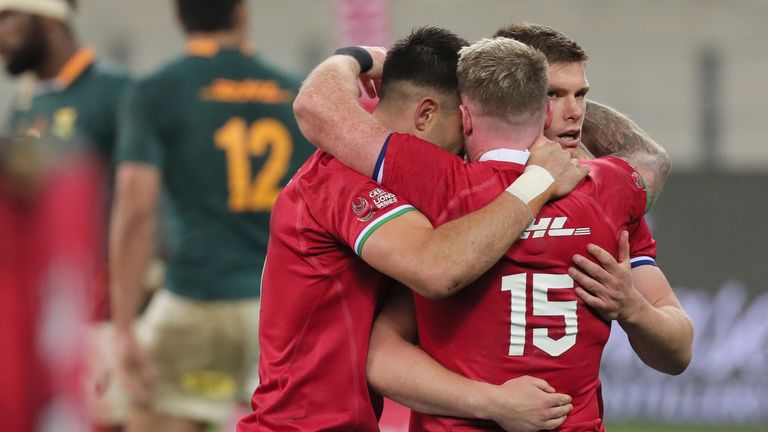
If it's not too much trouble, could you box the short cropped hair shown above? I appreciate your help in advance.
[493,22,588,64]
[457,37,548,120]
[175,0,241,33]
[380,26,469,100]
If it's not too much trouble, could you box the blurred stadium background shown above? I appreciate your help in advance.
[2,1,766,431]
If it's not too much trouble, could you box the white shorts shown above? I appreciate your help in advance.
[88,290,260,425]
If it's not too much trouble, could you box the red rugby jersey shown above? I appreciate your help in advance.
[375,133,656,432]
[0,153,103,432]
[239,151,415,431]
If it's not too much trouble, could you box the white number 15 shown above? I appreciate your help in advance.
[501,273,578,357]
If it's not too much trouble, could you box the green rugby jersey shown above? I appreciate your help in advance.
[7,48,131,162]
[116,39,314,300]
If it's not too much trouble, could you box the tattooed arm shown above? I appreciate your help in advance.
[582,100,671,208]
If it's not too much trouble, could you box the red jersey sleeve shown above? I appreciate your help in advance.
[373,132,466,222]
[585,157,657,267]
[628,217,657,267]
[299,152,416,255]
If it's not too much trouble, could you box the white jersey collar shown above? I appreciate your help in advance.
[477,148,530,165]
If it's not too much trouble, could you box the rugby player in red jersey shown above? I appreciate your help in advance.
[293,37,693,431]
[493,22,671,208]
[238,28,587,432]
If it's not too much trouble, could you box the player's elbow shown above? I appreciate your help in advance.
[669,315,694,375]
[412,271,464,300]
[650,323,694,375]
[668,333,694,375]
[292,91,323,146]
[658,350,691,376]
[671,352,692,375]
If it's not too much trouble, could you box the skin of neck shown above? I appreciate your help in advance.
[37,19,78,80]
[373,100,410,134]
[463,101,545,162]
[373,83,434,137]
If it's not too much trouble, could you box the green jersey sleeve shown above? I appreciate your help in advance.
[115,80,165,167]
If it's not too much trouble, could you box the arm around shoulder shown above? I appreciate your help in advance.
[582,100,671,207]
[293,50,390,176]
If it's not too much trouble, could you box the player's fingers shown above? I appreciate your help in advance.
[585,243,619,270]
[578,164,590,177]
[619,230,630,264]
[120,370,149,404]
[569,267,601,293]
[140,362,157,388]
[93,370,110,398]
[547,403,573,419]
[572,255,611,283]
[525,376,556,393]
[546,392,572,407]
[569,267,603,293]
[541,415,568,430]
[575,286,606,310]
[360,79,377,99]
[529,136,556,152]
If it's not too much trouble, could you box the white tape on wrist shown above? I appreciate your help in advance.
[505,165,555,205]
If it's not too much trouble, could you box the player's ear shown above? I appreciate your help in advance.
[414,97,437,131]
[460,104,473,136]
[544,99,553,130]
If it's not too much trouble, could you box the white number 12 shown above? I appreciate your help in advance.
[500,273,578,357]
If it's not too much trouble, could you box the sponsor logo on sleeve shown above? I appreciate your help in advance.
[368,188,398,208]
[352,188,400,222]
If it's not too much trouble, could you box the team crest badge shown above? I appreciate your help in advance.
[352,197,375,222]
[52,107,77,139]
[631,171,646,190]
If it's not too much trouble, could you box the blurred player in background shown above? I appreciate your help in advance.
[295,36,692,430]
[0,133,105,432]
[109,0,314,431]
[0,2,130,429]
[0,0,129,171]
[0,0,130,320]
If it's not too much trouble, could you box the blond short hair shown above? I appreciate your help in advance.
[457,37,548,122]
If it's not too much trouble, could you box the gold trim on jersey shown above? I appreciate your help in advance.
[186,37,254,57]
[56,48,95,89]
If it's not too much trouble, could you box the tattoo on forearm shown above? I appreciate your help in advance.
[582,100,671,208]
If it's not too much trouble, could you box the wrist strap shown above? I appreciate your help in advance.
[505,165,554,205]
[334,46,373,74]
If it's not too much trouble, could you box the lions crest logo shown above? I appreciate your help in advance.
[352,197,375,222]
[631,171,646,190]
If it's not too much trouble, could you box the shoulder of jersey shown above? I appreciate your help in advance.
[249,56,302,89]
[91,58,131,81]
[585,156,646,192]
